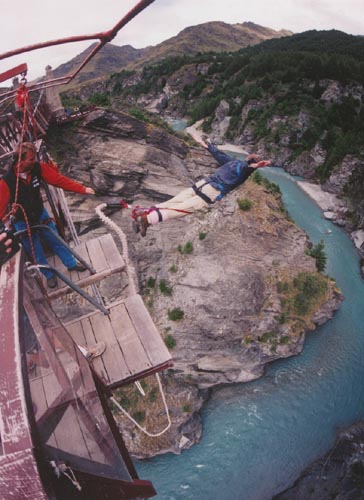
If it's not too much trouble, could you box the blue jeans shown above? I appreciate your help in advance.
[14,208,77,279]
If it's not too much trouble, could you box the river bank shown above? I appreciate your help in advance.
[185,120,248,154]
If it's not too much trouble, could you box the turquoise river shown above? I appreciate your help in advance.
[137,165,364,500]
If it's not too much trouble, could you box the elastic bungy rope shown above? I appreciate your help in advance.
[95,203,172,437]
[95,203,138,295]
[111,373,171,437]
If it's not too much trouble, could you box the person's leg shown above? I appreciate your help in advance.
[147,187,207,224]
[39,209,78,270]
[148,182,221,224]
[14,220,54,279]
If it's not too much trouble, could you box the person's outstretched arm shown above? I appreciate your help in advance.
[206,143,233,166]
[40,162,95,194]
[191,135,232,166]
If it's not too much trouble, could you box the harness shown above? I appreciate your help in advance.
[192,181,220,204]
[2,163,44,224]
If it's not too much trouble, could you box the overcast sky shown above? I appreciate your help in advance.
[0,0,363,81]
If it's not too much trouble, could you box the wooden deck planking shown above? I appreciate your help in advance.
[81,317,109,383]
[109,302,151,375]
[85,237,108,273]
[89,313,129,384]
[64,294,172,389]
[99,233,124,269]
[125,294,172,367]
[47,234,125,298]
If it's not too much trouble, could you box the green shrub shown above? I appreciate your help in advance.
[183,404,191,413]
[277,281,290,293]
[292,272,328,315]
[147,277,156,288]
[148,387,158,402]
[128,107,149,122]
[178,241,194,254]
[168,308,184,321]
[132,411,146,424]
[164,334,177,349]
[116,391,131,409]
[199,231,207,240]
[238,198,253,211]
[258,331,277,343]
[279,335,291,345]
[88,92,110,107]
[275,313,287,324]
[169,264,178,273]
[159,279,173,296]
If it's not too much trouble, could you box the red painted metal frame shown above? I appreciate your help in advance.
[0,63,28,84]
[0,251,49,499]
[0,0,155,100]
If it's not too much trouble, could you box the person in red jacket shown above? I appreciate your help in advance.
[0,142,95,288]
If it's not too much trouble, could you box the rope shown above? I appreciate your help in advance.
[111,373,171,437]
[95,203,138,295]
[50,461,82,491]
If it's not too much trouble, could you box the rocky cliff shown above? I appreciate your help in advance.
[274,422,364,500]
[47,109,342,458]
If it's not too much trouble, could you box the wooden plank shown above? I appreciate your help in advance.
[86,237,108,273]
[109,302,151,375]
[66,321,86,346]
[99,233,125,270]
[47,269,112,299]
[124,294,171,366]
[73,240,92,281]
[29,376,58,448]
[89,313,129,384]
[81,317,109,383]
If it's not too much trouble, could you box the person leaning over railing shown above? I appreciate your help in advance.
[0,142,95,288]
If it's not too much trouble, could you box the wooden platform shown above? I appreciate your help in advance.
[65,294,173,389]
[47,233,125,298]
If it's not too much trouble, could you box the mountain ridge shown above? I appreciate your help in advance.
[53,20,293,86]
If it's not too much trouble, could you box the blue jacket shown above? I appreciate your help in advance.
[206,144,255,199]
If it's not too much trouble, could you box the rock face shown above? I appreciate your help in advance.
[49,109,342,457]
[274,422,364,500]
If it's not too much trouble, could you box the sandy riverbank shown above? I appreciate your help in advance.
[296,181,343,212]
[185,120,248,154]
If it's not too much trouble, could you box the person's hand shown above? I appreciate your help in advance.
[0,232,13,254]
[251,160,271,169]
[85,187,95,195]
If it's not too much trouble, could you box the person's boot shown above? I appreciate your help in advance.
[47,275,58,288]
[138,213,150,237]
[68,262,87,272]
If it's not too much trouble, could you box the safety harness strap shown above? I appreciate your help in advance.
[192,183,214,205]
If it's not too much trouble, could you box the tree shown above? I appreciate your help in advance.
[307,240,327,272]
